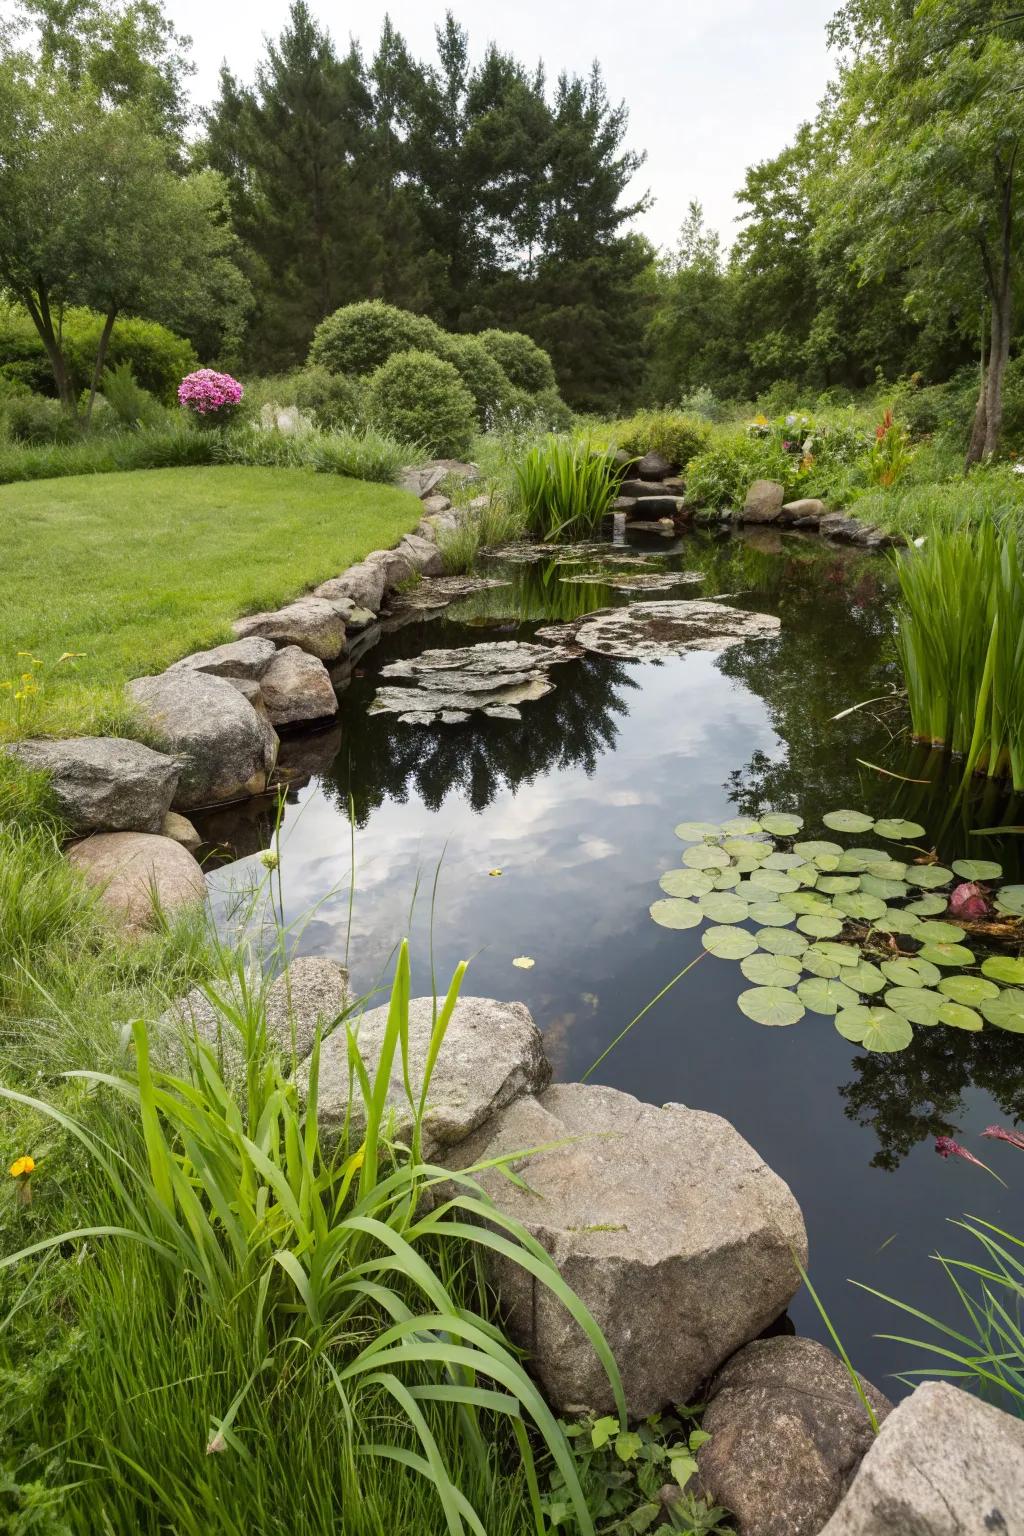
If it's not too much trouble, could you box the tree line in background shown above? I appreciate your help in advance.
[1,0,1023,448]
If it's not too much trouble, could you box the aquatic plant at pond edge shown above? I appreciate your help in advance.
[1,941,623,1535]
[512,435,621,541]
[893,520,1024,790]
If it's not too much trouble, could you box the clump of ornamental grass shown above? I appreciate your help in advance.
[1,939,623,1534]
[893,517,1024,790]
[512,435,621,542]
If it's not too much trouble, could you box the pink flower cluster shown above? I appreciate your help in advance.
[177,369,244,417]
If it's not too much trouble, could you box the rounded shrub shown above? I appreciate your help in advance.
[0,307,196,403]
[292,366,365,430]
[308,301,445,377]
[616,410,711,470]
[477,329,558,396]
[2,393,79,444]
[433,334,515,423]
[366,350,477,458]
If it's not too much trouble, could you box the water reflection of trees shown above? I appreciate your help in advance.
[325,631,637,823]
[839,1026,1024,1171]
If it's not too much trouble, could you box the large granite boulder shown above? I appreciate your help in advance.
[697,1337,893,1536]
[127,671,279,811]
[7,736,179,835]
[820,1380,1024,1535]
[314,561,387,615]
[779,498,826,526]
[161,957,348,1075]
[298,995,551,1155]
[68,831,206,933]
[259,646,337,727]
[166,637,277,681]
[365,546,417,592]
[637,450,674,480]
[232,598,347,661]
[445,1082,808,1416]
[742,480,785,524]
[398,532,446,576]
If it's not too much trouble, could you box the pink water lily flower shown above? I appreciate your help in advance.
[982,1124,1024,1151]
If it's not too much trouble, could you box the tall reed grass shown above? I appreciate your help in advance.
[893,519,1024,790]
[512,436,621,542]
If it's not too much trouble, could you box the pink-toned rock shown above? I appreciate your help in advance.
[68,832,206,934]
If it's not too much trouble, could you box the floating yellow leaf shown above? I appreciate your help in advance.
[512,956,535,969]
[488,868,503,877]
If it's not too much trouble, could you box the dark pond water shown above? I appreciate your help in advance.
[200,526,1024,1398]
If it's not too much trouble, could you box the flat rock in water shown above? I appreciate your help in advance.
[536,599,779,659]
[697,1337,893,1536]
[7,736,180,835]
[442,1081,807,1417]
[297,994,550,1155]
[387,575,512,611]
[369,638,581,723]
[559,571,702,593]
[819,1380,1024,1536]
[68,831,206,934]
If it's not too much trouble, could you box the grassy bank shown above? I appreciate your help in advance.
[0,465,421,740]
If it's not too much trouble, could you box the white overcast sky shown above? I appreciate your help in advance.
[170,0,839,254]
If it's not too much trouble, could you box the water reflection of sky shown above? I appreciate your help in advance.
[205,537,1024,1397]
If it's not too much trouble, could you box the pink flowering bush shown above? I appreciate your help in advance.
[177,368,244,422]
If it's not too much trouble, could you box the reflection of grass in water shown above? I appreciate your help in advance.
[451,561,618,623]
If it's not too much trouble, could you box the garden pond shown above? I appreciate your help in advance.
[199,525,1024,1397]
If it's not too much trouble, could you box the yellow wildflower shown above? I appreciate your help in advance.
[10,1155,35,1178]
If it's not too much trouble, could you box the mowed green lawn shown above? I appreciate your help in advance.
[0,465,421,740]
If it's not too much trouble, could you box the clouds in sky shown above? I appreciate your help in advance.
[172,0,839,254]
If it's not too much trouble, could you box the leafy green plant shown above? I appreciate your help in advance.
[683,434,799,508]
[616,410,710,470]
[2,393,80,444]
[308,300,445,376]
[101,362,165,429]
[894,518,1024,788]
[512,435,621,541]
[868,410,913,488]
[435,333,517,424]
[477,329,558,396]
[1,941,623,1534]
[292,365,366,430]
[366,350,477,458]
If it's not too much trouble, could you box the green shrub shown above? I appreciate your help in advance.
[435,333,515,423]
[478,328,558,395]
[616,410,711,469]
[292,365,366,429]
[679,385,723,422]
[0,304,197,404]
[685,433,798,508]
[308,300,444,377]
[512,434,621,540]
[101,361,165,428]
[218,421,411,483]
[2,393,79,444]
[366,349,476,457]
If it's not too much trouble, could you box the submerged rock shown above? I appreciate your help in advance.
[443,1081,808,1416]
[387,575,512,612]
[559,571,702,593]
[369,638,581,723]
[536,599,780,660]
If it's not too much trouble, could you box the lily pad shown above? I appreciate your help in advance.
[801,949,843,979]
[683,844,731,870]
[747,901,796,927]
[762,851,806,871]
[994,885,1024,916]
[905,865,953,889]
[951,859,1002,881]
[738,986,806,1027]
[886,987,943,1026]
[911,920,965,945]
[794,840,843,860]
[797,913,844,939]
[702,926,758,960]
[823,809,875,834]
[756,927,809,956]
[937,975,999,1006]
[875,910,926,936]
[740,952,802,988]
[760,813,804,837]
[834,1006,914,1052]
[873,817,926,840]
[780,891,833,915]
[981,989,1024,1032]
[816,876,861,895]
[748,868,801,894]
[675,821,723,842]
[722,837,771,860]
[846,961,887,995]
[660,869,714,898]
[713,867,743,889]
[798,976,860,1016]
[834,891,888,922]
[859,874,909,901]
[699,892,750,924]
[906,894,948,916]
[981,955,1024,985]
[937,1001,983,1032]
[809,942,861,967]
[881,956,942,988]
[649,899,703,930]
[916,942,975,968]
[721,817,763,835]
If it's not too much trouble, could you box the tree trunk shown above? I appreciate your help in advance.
[21,282,76,414]
[967,150,1016,466]
[84,307,118,427]
[965,312,989,469]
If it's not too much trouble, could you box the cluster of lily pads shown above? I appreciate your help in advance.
[651,807,1024,1051]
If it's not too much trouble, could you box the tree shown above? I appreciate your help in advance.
[645,202,740,402]
[0,50,248,415]
[820,0,1024,460]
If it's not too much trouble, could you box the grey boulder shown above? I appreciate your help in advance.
[162,957,348,1076]
[298,995,550,1155]
[232,598,347,661]
[444,1082,808,1416]
[697,1337,893,1536]
[259,646,338,727]
[365,546,416,592]
[68,831,206,934]
[742,480,785,523]
[314,561,386,615]
[161,810,202,852]
[779,498,826,526]
[166,637,277,681]
[128,671,279,811]
[6,736,179,835]
[399,532,446,576]
[637,450,674,480]
[820,1380,1024,1536]
[818,513,865,544]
